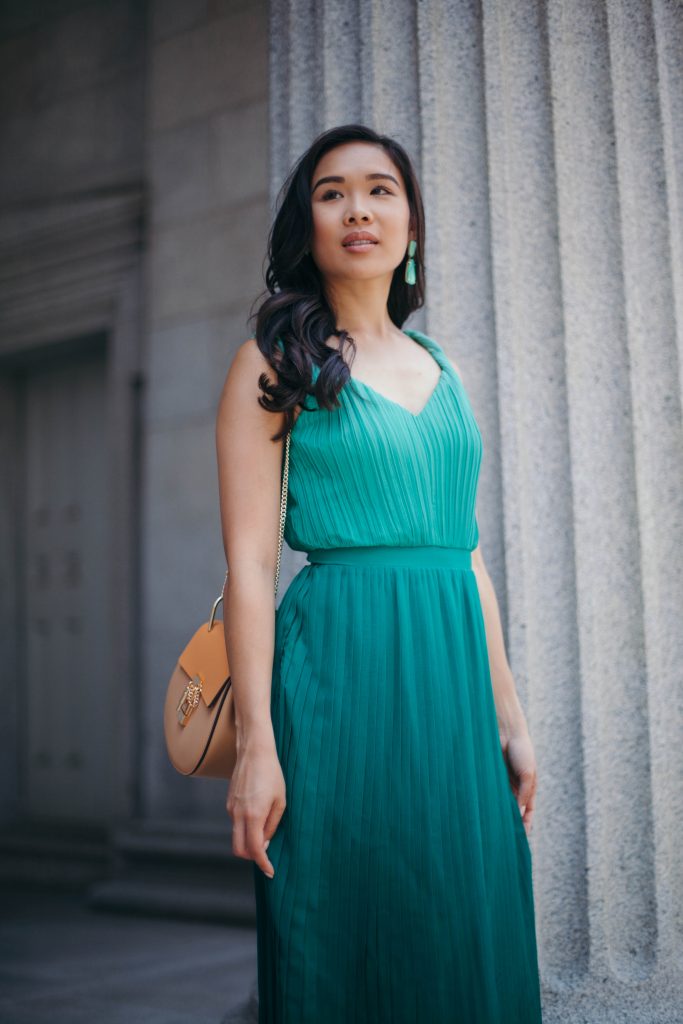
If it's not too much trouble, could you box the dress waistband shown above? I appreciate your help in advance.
[305,545,472,569]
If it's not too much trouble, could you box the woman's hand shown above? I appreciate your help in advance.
[227,729,286,879]
[499,722,538,840]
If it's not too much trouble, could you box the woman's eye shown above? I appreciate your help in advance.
[321,185,392,200]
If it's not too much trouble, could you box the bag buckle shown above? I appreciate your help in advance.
[177,674,203,725]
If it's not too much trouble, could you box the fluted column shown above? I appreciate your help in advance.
[269,0,683,1018]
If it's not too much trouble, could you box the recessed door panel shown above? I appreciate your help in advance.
[23,350,113,821]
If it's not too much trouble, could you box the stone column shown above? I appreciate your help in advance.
[269,0,683,1019]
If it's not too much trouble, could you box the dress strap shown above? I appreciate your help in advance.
[404,328,448,372]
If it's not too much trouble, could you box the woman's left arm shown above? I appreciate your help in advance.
[471,540,538,835]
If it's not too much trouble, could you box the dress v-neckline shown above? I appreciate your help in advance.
[346,329,446,420]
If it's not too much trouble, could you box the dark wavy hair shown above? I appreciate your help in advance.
[248,124,427,442]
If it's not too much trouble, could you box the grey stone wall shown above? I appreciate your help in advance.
[0,1,147,821]
[0,0,146,203]
[269,0,683,1019]
[142,0,270,818]
[0,0,272,825]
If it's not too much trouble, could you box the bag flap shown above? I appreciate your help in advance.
[178,620,229,706]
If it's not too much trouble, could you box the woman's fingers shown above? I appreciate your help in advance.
[517,767,534,814]
[504,731,538,836]
[246,817,275,878]
[225,755,286,877]
[263,796,286,842]
[517,767,537,836]
[231,809,275,876]
[230,815,248,859]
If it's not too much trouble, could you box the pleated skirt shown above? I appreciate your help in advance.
[253,546,543,1024]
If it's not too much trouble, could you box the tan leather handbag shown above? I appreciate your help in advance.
[163,430,291,780]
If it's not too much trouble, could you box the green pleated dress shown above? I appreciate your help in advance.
[253,329,543,1023]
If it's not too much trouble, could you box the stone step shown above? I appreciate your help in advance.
[108,816,239,863]
[0,817,258,925]
[87,875,256,925]
[87,816,256,925]
[0,818,110,889]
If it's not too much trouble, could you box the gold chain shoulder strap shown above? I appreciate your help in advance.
[217,429,291,607]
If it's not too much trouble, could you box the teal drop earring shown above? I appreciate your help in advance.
[404,239,417,285]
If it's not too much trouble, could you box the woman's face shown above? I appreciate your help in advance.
[309,141,413,284]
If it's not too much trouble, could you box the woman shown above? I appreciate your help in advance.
[215,123,543,1023]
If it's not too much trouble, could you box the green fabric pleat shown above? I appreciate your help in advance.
[253,330,543,1023]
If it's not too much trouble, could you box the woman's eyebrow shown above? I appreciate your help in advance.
[311,172,400,194]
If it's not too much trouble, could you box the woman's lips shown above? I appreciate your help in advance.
[342,240,378,250]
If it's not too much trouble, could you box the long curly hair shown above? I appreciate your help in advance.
[249,123,427,442]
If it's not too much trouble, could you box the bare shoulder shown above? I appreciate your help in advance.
[223,336,273,390]
[216,337,301,433]
[216,338,278,428]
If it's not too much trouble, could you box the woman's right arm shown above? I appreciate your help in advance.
[215,337,289,880]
